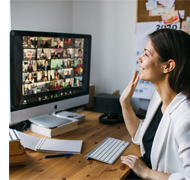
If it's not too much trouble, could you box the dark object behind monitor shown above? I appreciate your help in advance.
[93,93,124,125]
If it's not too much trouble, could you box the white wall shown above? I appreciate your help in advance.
[11,0,73,32]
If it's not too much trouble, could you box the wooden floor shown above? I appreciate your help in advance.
[9,110,141,180]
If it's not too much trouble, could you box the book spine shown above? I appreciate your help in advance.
[30,124,51,137]
[9,129,20,141]
[35,138,46,151]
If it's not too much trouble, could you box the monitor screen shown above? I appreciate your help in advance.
[10,30,91,124]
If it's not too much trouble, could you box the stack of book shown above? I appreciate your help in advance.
[30,114,79,138]
[9,129,27,167]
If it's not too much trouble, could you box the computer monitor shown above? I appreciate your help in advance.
[10,30,91,124]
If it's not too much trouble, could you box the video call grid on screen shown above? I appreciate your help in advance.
[22,36,84,97]
[11,31,90,106]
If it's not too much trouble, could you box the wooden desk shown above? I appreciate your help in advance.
[9,110,141,180]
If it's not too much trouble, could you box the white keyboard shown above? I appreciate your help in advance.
[85,137,130,164]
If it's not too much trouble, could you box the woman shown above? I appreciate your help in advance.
[27,63,33,72]
[120,29,190,180]
[25,72,34,83]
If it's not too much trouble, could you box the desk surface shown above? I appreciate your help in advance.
[9,110,141,180]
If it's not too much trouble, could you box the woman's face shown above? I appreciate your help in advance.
[137,39,165,83]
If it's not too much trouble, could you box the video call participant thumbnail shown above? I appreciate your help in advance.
[37,60,46,71]
[23,49,36,60]
[25,84,35,95]
[64,38,75,48]
[75,48,83,58]
[74,67,82,76]
[54,69,65,80]
[65,71,71,78]
[77,59,82,67]
[22,61,37,73]
[64,69,74,78]
[23,37,37,48]
[63,78,74,88]
[28,63,33,72]
[51,48,63,59]
[52,81,60,90]
[36,71,48,82]
[25,72,35,84]
[37,37,51,48]
[74,77,82,87]
[43,60,51,70]
[36,82,50,93]
[53,38,63,48]
[37,48,51,60]
[74,79,80,87]
[41,71,48,81]
[51,59,62,70]
[67,81,72,88]
[66,49,75,58]
[75,39,84,48]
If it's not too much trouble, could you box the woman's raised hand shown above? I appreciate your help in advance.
[120,71,139,107]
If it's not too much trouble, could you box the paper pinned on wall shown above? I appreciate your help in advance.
[158,0,175,8]
[178,10,185,19]
[146,0,157,11]
[186,17,190,22]
[161,10,180,25]
[181,21,190,34]
[149,5,175,17]
[133,21,180,100]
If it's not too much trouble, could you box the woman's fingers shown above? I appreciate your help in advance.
[130,74,139,94]
[134,74,139,87]
[130,71,139,91]
[121,155,138,161]
[130,70,138,83]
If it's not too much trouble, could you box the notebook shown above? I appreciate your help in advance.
[17,131,82,154]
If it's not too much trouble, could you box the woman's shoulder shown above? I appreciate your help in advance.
[170,96,190,131]
[171,93,190,116]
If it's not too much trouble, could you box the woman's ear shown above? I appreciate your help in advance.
[163,59,176,73]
